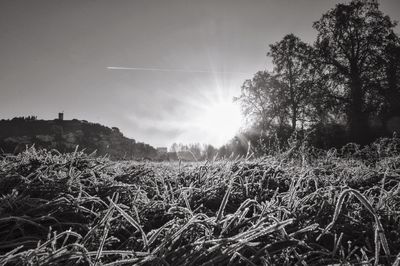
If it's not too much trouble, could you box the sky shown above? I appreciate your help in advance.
[1,0,400,148]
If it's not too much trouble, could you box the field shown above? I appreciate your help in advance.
[1,139,400,265]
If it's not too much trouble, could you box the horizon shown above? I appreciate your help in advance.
[1,0,400,148]
[0,113,203,149]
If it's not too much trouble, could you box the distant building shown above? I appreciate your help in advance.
[157,147,168,153]
[58,112,64,121]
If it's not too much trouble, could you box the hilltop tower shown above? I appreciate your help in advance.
[58,112,64,121]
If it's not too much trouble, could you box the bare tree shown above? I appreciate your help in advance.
[268,34,315,131]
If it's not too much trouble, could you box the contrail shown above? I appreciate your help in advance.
[107,66,250,75]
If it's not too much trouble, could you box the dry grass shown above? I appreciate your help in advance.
[0,137,400,265]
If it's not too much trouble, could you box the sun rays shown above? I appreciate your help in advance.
[108,65,246,147]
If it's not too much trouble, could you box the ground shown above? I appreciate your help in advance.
[1,138,400,265]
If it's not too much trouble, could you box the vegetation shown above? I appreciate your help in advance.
[0,118,157,160]
[1,136,400,265]
[236,0,400,150]
[1,2,400,264]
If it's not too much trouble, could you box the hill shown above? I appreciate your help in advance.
[0,116,157,160]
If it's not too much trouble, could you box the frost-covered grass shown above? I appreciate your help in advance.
[1,138,400,265]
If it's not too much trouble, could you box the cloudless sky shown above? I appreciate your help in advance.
[1,0,399,147]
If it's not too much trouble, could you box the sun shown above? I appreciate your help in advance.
[193,99,243,147]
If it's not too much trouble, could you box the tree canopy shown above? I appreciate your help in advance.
[236,0,400,153]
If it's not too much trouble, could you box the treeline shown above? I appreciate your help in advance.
[169,142,218,161]
[168,142,253,160]
[5,116,38,121]
[232,0,400,154]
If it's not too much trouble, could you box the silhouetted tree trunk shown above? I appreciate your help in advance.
[348,64,368,142]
